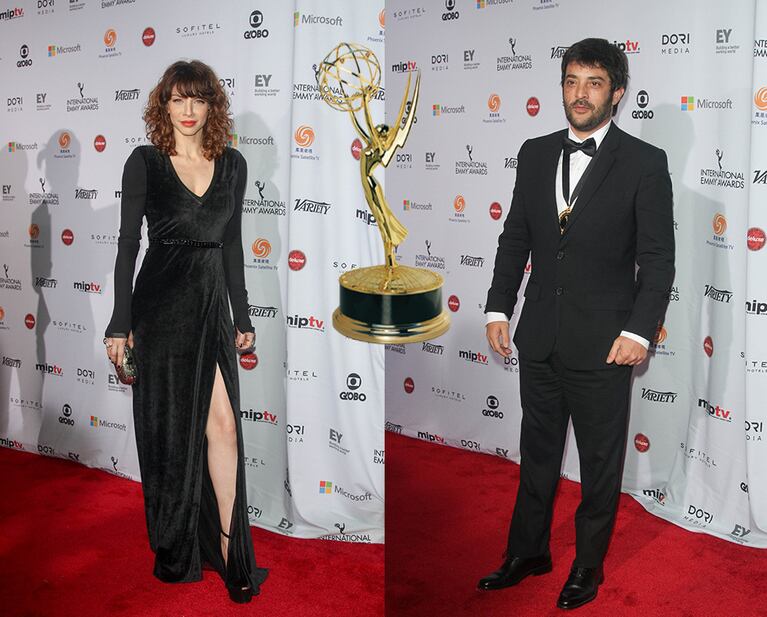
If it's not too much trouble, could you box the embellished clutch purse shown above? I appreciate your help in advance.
[116,345,138,385]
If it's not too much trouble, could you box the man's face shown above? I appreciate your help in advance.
[562,62,624,134]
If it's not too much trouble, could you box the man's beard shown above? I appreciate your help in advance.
[563,96,613,133]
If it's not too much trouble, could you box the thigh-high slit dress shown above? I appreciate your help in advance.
[105,145,268,592]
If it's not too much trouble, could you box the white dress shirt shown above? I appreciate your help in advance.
[486,121,649,350]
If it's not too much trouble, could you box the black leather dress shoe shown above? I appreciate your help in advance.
[556,565,604,609]
[477,553,553,590]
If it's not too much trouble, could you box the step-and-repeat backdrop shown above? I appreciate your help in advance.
[0,0,385,543]
[385,0,767,548]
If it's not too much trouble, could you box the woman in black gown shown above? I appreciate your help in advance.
[104,60,268,603]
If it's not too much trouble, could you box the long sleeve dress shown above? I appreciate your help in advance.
[105,145,268,592]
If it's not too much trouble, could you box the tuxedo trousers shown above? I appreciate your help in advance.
[507,351,632,568]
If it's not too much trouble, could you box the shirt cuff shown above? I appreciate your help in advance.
[620,330,649,349]
[486,311,509,325]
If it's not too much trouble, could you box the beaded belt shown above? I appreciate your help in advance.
[151,238,223,249]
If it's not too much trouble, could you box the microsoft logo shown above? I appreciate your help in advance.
[319,480,333,494]
[432,104,441,116]
[681,96,695,111]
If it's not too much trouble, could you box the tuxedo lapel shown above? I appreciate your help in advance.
[543,130,567,235]
[561,123,621,237]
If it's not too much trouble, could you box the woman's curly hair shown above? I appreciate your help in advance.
[144,60,231,160]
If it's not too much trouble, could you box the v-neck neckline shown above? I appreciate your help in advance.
[166,152,220,203]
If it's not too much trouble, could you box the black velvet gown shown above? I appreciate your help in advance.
[105,145,268,592]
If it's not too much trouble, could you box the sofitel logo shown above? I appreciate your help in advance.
[178,21,221,38]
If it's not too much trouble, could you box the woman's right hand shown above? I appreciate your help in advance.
[105,332,133,367]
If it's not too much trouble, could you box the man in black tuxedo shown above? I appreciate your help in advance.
[478,39,674,610]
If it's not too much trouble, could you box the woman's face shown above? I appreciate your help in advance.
[166,87,209,138]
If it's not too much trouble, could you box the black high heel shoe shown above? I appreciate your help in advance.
[221,529,254,604]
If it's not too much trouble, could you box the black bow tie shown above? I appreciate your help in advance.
[563,136,597,157]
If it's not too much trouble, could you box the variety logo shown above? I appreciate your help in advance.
[75,188,98,200]
[339,373,366,401]
[460,254,485,268]
[634,433,650,452]
[34,276,57,289]
[239,352,258,370]
[755,169,767,184]
[422,341,444,355]
[2,356,22,368]
[248,304,278,318]
[551,45,568,59]
[641,388,677,403]
[698,397,732,422]
[288,250,306,271]
[404,377,415,393]
[703,283,732,303]
[115,89,140,102]
[293,198,330,215]
[747,228,765,251]
[526,96,540,116]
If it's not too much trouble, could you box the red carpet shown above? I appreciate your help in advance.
[0,447,383,617]
[385,432,767,617]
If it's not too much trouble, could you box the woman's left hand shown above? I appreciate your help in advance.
[235,329,255,352]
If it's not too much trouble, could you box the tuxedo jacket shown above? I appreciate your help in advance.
[485,123,675,371]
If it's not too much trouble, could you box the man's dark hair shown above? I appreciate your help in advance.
[561,38,629,115]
